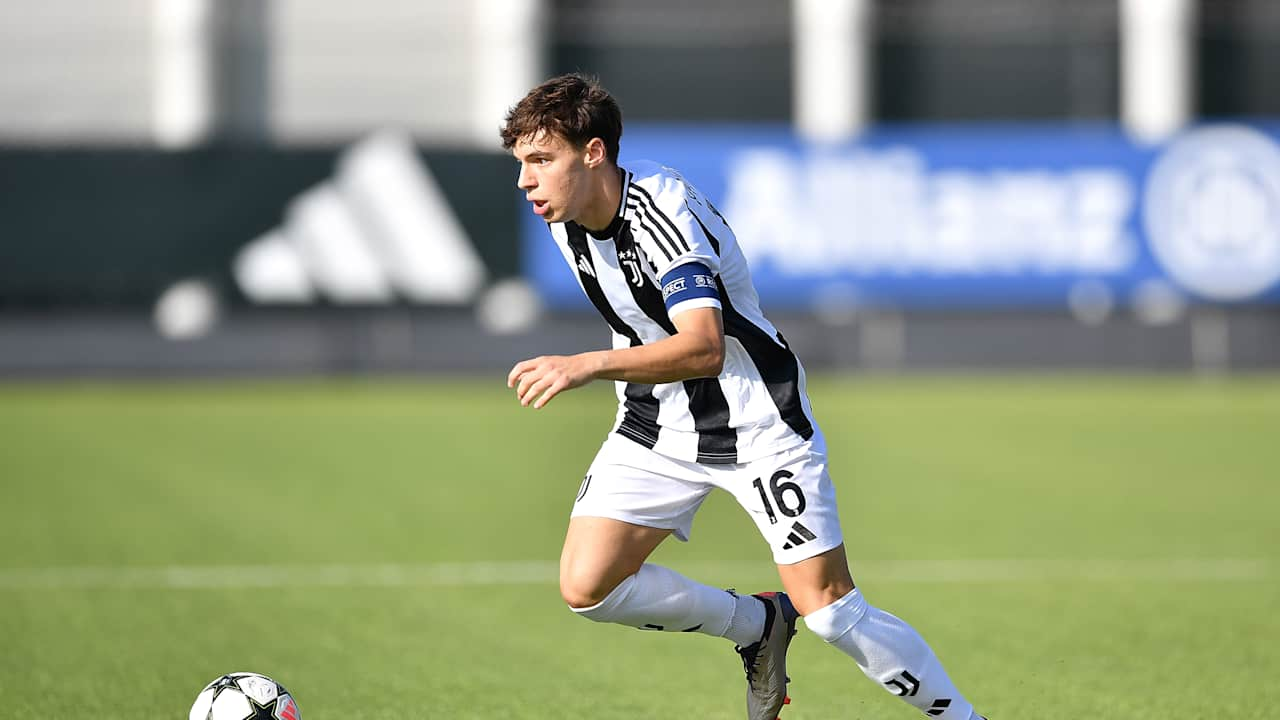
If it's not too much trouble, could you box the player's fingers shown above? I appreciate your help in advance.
[533,378,567,409]
[516,367,545,400]
[521,376,552,406]
[507,359,535,388]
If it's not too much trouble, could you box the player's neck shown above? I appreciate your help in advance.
[576,164,624,233]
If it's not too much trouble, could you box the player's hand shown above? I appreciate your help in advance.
[507,353,600,409]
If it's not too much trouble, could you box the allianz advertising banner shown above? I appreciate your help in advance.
[521,123,1280,310]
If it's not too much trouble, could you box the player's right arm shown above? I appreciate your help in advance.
[597,304,725,381]
[510,167,730,409]
[507,305,724,409]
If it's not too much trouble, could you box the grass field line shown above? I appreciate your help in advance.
[0,558,1270,590]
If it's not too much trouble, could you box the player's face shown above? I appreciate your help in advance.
[512,131,593,224]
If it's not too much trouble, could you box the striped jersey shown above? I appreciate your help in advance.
[546,160,820,465]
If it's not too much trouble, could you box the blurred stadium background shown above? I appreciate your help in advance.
[3,3,1280,719]
[2,0,1278,374]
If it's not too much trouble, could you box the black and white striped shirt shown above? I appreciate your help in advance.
[547,161,818,464]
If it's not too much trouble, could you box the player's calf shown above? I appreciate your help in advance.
[569,563,762,638]
[803,588,983,719]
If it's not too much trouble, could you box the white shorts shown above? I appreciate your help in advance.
[570,433,844,565]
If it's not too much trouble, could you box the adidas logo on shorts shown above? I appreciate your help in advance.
[781,521,817,550]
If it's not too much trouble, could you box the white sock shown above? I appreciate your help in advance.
[571,563,764,644]
[804,588,978,719]
[724,591,768,647]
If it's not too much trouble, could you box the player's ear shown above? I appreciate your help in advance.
[583,137,607,169]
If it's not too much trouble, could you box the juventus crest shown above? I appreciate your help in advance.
[617,246,646,288]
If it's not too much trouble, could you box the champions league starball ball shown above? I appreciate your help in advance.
[189,672,301,720]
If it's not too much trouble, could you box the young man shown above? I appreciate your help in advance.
[502,74,986,720]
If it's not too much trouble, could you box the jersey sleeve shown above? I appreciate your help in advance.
[628,170,722,281]
[660,261,721,318]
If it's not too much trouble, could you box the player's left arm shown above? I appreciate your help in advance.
[507,306,724,409]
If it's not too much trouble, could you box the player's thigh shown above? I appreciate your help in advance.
[720,442,845,568]
[559,516,672,608]
[560,435,713,606]
[569,435,713,543]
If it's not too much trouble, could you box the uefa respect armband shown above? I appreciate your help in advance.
[660,262,720,314]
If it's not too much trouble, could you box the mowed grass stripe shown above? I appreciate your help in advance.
[1,557,1269,590]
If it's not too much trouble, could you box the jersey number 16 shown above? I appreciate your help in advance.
[752,470,806,525]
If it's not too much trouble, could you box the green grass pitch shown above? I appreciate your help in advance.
[1,376,1277,719]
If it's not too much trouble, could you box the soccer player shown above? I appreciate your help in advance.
[502,74,986,720]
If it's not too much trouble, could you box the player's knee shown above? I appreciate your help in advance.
[780,550,857,615]
[560,583,603,610]
[793,577,857,616]
[559,570,622,609]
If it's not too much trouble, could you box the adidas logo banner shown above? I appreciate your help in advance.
[234,131,487,305]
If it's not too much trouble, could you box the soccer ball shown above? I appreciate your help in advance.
[189,672,301,720]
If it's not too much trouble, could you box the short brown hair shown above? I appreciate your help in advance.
[500,73,622,164]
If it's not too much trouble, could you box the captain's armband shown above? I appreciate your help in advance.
[660,262,721,317]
